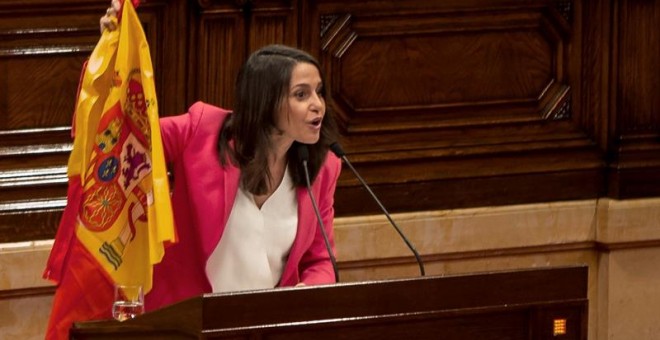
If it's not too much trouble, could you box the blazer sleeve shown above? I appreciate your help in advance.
[159,102,206,164]
[298,154,342,284]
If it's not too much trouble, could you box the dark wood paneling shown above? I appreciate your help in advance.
[249,0,298,50]
[322,9,568,130]
[0,200,64,242]
[309,0,600,215]
[579,0,609,149]
[139,0,191,117]
[335,168,603,215]
[0,286,55,300]
[191,0,245,108]
[0,2,100,242]
[192,0,298,108]
[607,0,660,198]
[0,0,658,241]
[0,0,187,242]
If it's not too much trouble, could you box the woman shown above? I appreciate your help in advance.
[101,2,342,311]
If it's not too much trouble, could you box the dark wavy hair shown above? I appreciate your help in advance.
[218,44,338,195]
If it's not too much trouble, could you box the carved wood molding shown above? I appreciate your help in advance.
[197,0,249,9]
[0,286,55,300]
[320,6,573,135]
[196,0,292,10]
[320,14,340,38]
[545,88,572,120]
[338,241,596,270]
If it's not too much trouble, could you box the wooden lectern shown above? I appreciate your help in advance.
[71,266,588,339]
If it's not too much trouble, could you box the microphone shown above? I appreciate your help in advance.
[329,142,426,276]
[296,144,340,282]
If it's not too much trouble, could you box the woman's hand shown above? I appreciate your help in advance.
[99,0,121,33]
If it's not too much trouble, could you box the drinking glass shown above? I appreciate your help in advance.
[112,284,145,321]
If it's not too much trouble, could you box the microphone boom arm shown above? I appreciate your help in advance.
[301,157,340,283]
[340,154,426,277]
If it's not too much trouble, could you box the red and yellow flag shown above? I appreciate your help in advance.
[43,1,175,338]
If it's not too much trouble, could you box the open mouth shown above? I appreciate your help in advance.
[310,117,323,127]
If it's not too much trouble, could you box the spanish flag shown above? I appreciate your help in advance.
[43,1,175,338]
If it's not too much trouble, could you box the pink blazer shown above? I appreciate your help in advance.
[145,102,341,311]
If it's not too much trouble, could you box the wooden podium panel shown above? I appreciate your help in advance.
[71,266,588,340]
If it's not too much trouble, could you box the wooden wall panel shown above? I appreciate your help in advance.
[192,0,298,108]
[249,1,298,50]
[308,0,601,215]
[195,13,244,108]
[607,0,660,198]
[140,0,191,117]
[0,1,103,242]
[0,0,658,241]
[0,0,186,242]
[323,11,567,130]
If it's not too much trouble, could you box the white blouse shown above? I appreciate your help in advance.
[205,168,298,293]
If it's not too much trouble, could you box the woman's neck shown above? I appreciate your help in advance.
[268,133,293,167]
[253,145,289,209]
[248,135,291,207]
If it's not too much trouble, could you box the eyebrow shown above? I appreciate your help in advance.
[290,82,322,90]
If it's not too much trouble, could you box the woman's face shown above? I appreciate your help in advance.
[274,62,325,147]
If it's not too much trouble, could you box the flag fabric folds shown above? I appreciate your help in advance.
[43,1,175,338]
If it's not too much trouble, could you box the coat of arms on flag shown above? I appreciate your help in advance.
[43,1,175,338]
